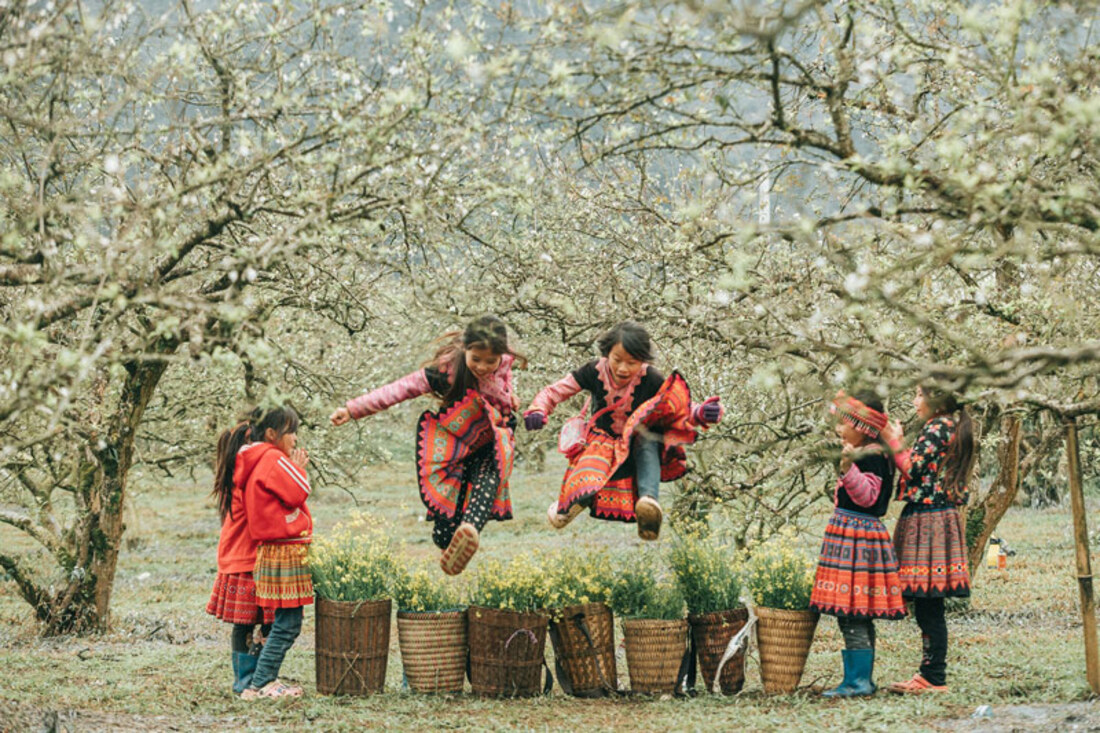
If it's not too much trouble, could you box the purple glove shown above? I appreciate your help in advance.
[524,411,546,431]
[695,397,723,425]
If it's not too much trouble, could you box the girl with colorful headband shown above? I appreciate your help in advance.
[809,391,906,697]
[882,385,976,694]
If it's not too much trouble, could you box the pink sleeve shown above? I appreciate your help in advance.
[839,464,883,507]
[525,374,583,417]
[346,370,431,419]
[887,436,912,475]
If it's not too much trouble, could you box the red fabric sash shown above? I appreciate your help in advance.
[416,389,514,520]
[555,371,696,523]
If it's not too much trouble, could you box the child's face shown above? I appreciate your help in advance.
[914,387,933,420]
[607,343,645,385]
[267,427,297,454]
[835,420,866,447]
[465,345,502,379]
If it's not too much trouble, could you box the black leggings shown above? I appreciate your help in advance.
[432,446,499,550]
[836,616,876,651]
[231,621,273,652]
[914,597,948,686]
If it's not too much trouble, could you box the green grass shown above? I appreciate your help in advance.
[1,455,1097,730]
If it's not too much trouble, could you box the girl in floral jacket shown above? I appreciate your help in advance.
[882,385,977,694]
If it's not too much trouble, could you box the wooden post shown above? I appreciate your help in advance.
[1066,416,1100,695]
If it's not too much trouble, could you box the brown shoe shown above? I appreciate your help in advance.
[635,497,663,541]
[440,523,479,576]
[547,500,585,530]
[888,674,947,694]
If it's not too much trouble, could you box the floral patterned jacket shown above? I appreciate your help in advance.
[893,415,968,506]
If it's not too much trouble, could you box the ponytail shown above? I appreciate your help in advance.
[211,405,300,520]
[942,406,976,502]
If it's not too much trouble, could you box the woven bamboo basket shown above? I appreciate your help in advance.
[396,610,467,694]
[548,602,618,697]
[467,606,549,697]
[688,607,749,695]
[621,618,688,694]
[754,606,819,694]
[315,597,391,695]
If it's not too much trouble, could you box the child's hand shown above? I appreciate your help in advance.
[881,419,903,448]
[330,407,351,426]
[290,448,310,468]
[695,396,724,424]
[839,442,855,474]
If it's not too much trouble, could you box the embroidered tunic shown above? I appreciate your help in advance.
[893,415,967,506]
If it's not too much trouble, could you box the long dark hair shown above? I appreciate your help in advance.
[851,391,895,493]
[212,406,301,520]
[426,315,526,407]
[920,385,976,500]
[597,320,654,362]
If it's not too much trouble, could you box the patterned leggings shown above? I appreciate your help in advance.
[432,445,500,550]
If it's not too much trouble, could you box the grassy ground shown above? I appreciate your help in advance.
[1,454,1098,731]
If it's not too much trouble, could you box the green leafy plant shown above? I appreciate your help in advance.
[392,564,463,613]
[745,530,816,611]
[667,532,744,615]
[308,512,398,602]
[610,554,685,621]
[469,554,551,613]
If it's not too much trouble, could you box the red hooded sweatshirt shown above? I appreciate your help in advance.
[238,442,313,544]
[214,469,257,575]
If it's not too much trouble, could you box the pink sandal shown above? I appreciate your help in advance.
[240,680,303,699]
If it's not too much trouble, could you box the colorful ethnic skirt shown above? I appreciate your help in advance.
[416,388,514,522]
[809,508,907,620]
[254,542,314,609]
[554,372,697,523]
[206,572,275,625]
[893,502,971,598]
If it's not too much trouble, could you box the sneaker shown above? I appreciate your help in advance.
[440,523,479,576]
[887,673,947,694]
[635,496,663,541]
[547,500,585,530]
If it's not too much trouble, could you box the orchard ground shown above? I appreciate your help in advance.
[2,454,1099,732]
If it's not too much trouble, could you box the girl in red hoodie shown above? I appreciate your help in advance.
[208,406,313,700]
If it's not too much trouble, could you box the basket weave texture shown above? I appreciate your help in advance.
[548,602,618,697]
[315,598,391,695]
[467,606,548,697]
[622,618,689,694]
[688,607,749,695]
[754,606,819,694]
[396,610,467,693]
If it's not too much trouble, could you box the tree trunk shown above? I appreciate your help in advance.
[43,358,169,635]
[966,415,1022,580]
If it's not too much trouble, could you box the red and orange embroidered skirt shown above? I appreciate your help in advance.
[893,503,971,598]
[809,508,906,620]
[206,572,275,625]
[554,372,696,523]
[415,388,514,521]
[254,542,314,609]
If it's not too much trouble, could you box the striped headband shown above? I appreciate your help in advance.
[829,390,888,438]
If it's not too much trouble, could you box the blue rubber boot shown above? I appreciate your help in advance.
[821,649,855,698]
[232,651,259,694]
[824,649,876,698]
